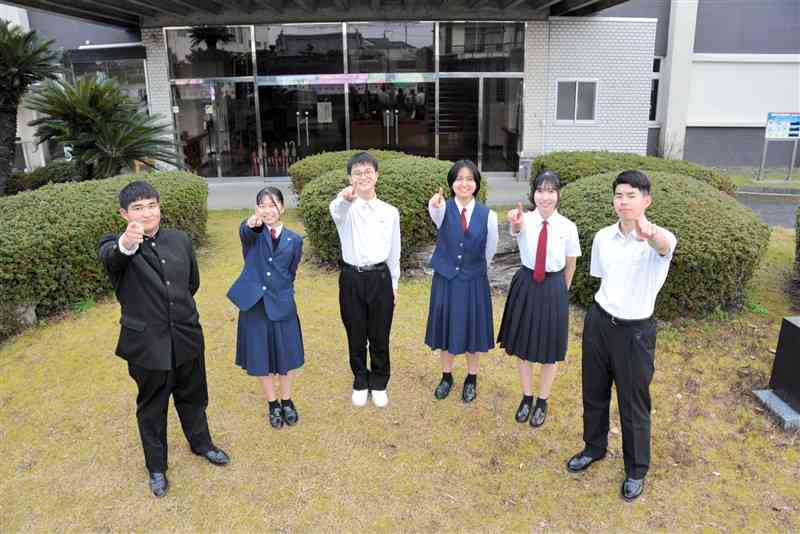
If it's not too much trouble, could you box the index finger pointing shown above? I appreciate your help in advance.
[438,187,443,196]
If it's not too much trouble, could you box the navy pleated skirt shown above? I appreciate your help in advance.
[497,266,569,363]
[235,299,304,376]
[425,272,494,355]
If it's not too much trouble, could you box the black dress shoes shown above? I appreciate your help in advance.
[195,446,231,466]
[621,478,645,502]
[434,378,452,400]
[530,402,547,427]
[282,403,299,426]
[515,400,532,423]
[149,472,168,498]
[462,381,477,403]
[566,451,605,472]
[269,405,284,429]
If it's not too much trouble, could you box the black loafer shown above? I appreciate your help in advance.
[269,405,284,429]
[515,400,532,423]
[462,381,477,403]
[195,447,230,466]
[621,478,645,502]
[530,403,547,428]
[149,472,168,498]
[434,378,452,400]
[282,403,299,426]
[566,451,605,472]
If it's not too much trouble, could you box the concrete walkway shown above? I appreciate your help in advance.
[206,174,530,210]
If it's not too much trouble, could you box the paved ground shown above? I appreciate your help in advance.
[207,176,798,228]
[206,175,530,210]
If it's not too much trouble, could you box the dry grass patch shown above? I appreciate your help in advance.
[1,212,798,532]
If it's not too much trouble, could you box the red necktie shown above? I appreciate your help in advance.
[533,221,548,282]
[460,208,468,232]
[270,228,277,240]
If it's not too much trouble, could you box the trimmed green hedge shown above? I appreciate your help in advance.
[796,207,800,285]
[532,151,736,196]
[0,171,207,339]
[6,160,78,195]
[288,149,407,194]
[559,171,769,319]
[300,155,488,266]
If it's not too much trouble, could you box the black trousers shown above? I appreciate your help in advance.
[338,266,395,391]
[581,303,656,479]
[127,356,214,473]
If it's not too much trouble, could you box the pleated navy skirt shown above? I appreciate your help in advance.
[425,272,495,355]
[235,299,304,376]
[497,266,569,363]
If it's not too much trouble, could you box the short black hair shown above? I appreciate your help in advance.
[529,170,561,206]
[613,170,651,195]
[347,151,379,175]
[119,180,160,210]
[446,159,481,197]
[256,186,284,208]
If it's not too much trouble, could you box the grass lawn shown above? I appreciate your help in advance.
[726,166,800,190]
[1,209,798,532]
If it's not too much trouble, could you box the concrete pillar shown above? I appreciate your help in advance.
[141,27,177,170]
[659,0,698,159]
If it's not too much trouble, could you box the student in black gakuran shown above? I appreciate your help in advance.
[565,170,677,503]
[97,181,230,499]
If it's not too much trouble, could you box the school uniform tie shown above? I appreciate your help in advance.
[270,228,277,240]
[533,220,548,283]
[460,208,468,232]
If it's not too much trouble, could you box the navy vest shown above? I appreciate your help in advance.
[430,199,489,281]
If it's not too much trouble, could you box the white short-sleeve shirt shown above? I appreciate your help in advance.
[512,209,581,272]
[590,223,677,320]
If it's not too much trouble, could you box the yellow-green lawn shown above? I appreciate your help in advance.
[1,210,798,532]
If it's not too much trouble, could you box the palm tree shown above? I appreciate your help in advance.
[26,76,179,180]
[0,20,60,195]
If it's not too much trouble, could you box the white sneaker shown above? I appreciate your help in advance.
[371,389,389,408]
[352,389,368,407]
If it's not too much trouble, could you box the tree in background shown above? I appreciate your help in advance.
[26,76,179,180]
[0,20,60,195]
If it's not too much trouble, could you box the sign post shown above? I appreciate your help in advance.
[758,112,800,181]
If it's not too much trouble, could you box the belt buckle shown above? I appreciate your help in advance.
[356,264,365,272]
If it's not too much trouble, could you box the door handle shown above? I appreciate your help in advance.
[296,111,301,146]
[385,110,390,145]
[394,109,399,145]
[304,111,310,147]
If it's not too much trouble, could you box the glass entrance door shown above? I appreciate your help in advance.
[439,78,479,163]
[258,83,346,177]
[173,81,257,177]
[482,78,523,172]
[349,81,434,157]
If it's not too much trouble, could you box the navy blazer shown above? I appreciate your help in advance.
[227,222,303,321]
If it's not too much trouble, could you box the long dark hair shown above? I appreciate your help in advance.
[446,159,481,197]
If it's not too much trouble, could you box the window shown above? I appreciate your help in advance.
[649,56,663,123]
[556,80,596,122]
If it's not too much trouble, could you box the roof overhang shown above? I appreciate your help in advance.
[5,0,630,30]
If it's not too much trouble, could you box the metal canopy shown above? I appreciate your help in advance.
[5,0,629,29]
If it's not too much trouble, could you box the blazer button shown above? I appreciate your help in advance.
[459,242,464,247]
[151,242,156,247]
[457,255,462,259]
[165,280,171,286]
[455,266,460,271]
[268,258,273,262]
[261,285,266,290]
[267,272,271,276]
[161,259,166,264]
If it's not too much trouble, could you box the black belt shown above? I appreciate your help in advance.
[340,261,388,273]
[595,303,652,327]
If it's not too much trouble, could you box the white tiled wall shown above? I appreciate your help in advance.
[523,17,656,159]
[142,27,176,169]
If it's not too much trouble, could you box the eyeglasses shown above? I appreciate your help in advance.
[351,169,376,178]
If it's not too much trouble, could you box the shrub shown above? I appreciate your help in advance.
[300,155,488,266]
[531,151,736,196]
[5,160,78,195]
[559,171,769,319]
[0,171,207,339]
[288,149,406,194]
[796,207,800,285]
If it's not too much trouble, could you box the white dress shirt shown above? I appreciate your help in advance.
[511,209,581,271]
[428,197,499,265]
[267,224,283,239]
[590,223,677,320]
[330,194,401,289]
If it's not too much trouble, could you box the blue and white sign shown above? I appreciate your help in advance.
[766,112,800,140]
